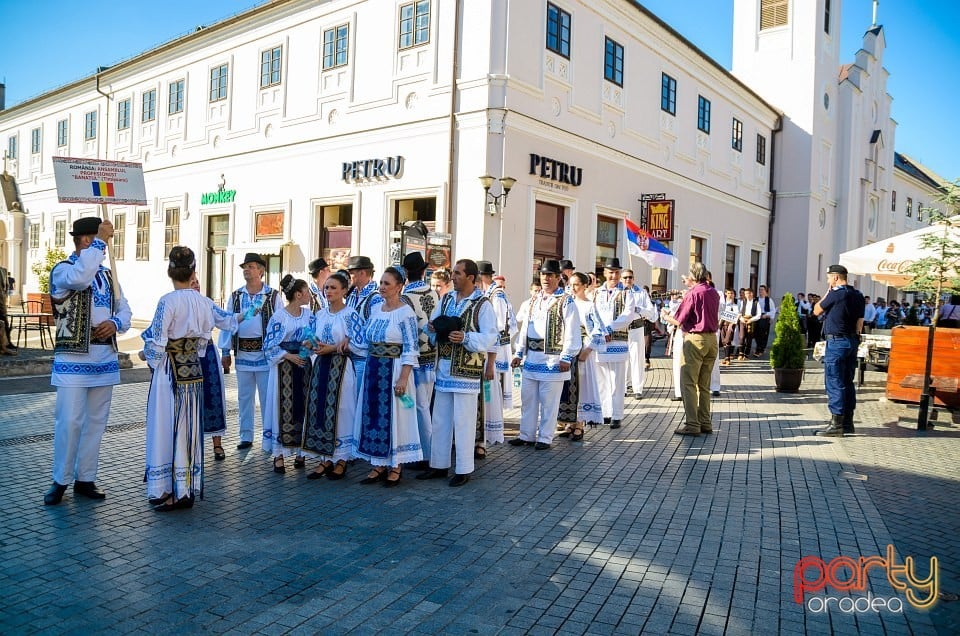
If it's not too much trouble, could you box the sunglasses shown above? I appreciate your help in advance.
[623,276,634,279]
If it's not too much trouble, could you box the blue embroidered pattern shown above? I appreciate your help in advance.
[522,362,563,374]
[436,377,478,391]
[53,361,120,375]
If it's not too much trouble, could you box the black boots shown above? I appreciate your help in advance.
[842,411,855,434]
[817,414,845,437]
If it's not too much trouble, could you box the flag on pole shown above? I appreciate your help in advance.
[624,218,678,270]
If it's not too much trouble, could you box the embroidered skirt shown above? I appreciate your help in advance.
[303,353,356,461]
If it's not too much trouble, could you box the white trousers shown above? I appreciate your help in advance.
[500,370,513,403]
[52,385,113,484]
[519,376,564,444]
[237,369,270,445]
[414,368,435,460]
[431,391,477,474]
[672,330,683,398]
[627,328,646,396]
[598,360,627,419]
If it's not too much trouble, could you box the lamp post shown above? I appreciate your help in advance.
[479,175,516,216]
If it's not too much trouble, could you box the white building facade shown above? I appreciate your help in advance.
[3,0,941,320]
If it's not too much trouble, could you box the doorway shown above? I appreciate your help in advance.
[533,201,565,274]
[206,214,229,306]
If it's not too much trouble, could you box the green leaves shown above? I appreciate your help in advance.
[770,293,806,369]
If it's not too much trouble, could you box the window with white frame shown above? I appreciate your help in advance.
[323,24,349,69]
[6,135,16,160]
[117,99,131,130]
[398,1,430,50]
[55,219,66,247]
[546,2,571,58]
[29,223,40,249]
[604,37,624,86]
[136,210,150,261]
[113,213,126,260]
[142,89,156,122]
[731,118,743,151]
[84,111,97,140]
[661,73,676,115]
[31,128,41,154]
[168,79,184,114]
[57,119,68,147]
[164,207,180,258]
[210,64,229,102]
[757,134,767,165]
[697,96,711,134]
[260,46,282,88]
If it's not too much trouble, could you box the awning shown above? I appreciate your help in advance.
[839,217,960,287]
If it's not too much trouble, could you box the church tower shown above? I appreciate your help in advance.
[732,0,843,295]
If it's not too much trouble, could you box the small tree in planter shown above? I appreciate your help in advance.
[30,246,68,294]
[770,292,806,392]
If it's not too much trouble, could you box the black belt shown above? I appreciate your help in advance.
[825,334,856,340]
[369,342,402,358]
[527,338,545,352]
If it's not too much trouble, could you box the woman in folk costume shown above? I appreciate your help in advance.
[303,272,361,481]
[557,273,605,440]
[143,247,244,512]
[353,267,422,487]
[263,275,314,474]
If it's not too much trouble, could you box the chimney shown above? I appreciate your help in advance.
[0,83,5,111]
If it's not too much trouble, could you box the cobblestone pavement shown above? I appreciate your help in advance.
[0,348,957,635]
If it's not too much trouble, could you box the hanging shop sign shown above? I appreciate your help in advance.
[529,153,583,189]
[342,156,404,182]
[645,199,675,242]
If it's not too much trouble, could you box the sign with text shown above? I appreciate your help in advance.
[645,200,674,241]
[52,157,147,205]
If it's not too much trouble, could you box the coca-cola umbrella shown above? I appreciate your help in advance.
[839,218,960,286]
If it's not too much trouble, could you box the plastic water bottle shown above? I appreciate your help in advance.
[483,379,491,402]
[398,393,415,409]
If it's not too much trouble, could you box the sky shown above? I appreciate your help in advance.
[2,0,958,180]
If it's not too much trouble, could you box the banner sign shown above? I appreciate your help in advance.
[53,157,147,205]
[645,200,674,241]
[720,309,739,323]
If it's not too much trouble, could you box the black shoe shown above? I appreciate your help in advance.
[610,420,621,429]
[213,444,226,461]
[449,474,470,487]
[44,482,68,506]
[508,438,532,447]
[236,441,253,450]
[74,481,106,499]
[711,391,720,397]
[534,442,551,450]
[307,464,330,480]
[154,495,194,512]
[603,417,611,425]
[406,460,430,471]
[670,396,682,402]
[360,468,387,484]
[842,412,855,434]
[273,458,286,474]
[817,415,845,437]
[293,456,306,469]
[415,468,449,480]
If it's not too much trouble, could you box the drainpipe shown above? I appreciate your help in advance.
[444,0,461,236]
[765,115,783,289]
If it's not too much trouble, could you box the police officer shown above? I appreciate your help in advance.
[813,264,865,436]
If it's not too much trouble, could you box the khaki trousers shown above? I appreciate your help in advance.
[680,333,719,431]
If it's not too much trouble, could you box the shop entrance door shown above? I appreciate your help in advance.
[533,201,565,274]
[206,214,229,306]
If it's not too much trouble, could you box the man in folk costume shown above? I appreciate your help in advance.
[44,218,132,505]
[737,288,760,360]
[559,259,576,293]
[307,257,330,312]
[220,253,284,450]
[593,257,636,429]
[752,284,777,358]
[509,259,581,449]
[621,269,657,400]
[345,255,383,383]
[400,251,439,471]
[418,259,497,486]
[476,260,514,450]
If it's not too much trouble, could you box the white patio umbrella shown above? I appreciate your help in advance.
[839,217,960,287]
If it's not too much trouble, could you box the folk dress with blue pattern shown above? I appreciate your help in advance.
[352,303,422,467]
[262,306,314,457]
[573,298,605,425]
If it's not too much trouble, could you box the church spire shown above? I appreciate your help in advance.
[872,0,880,26]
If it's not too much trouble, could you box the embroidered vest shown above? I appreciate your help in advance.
[230,287,278,352]
[405,286,438,366]
[601,289,629,341]
[356,290,382,320]
[439,293,489,378]
[51,263,117,354]
[486,286,513,345]
[536,293,570,355]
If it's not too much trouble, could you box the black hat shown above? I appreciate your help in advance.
[826,264,848,276]
[402,252,428,272]
[539,259,562,275]
[239,252,267,268]
[477,260,495,276]
[307,258,328,276]
[70,217,102,236]
[602,257,623,271]
[346,255,375,271]
[559,259,575,271]
[433,315,463,344]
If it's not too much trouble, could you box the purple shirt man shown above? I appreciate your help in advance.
[675,282,720,334]
[674,264,720,437]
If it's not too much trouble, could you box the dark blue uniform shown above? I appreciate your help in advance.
[819,285,865,419]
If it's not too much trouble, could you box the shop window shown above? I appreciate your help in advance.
[319,204,354,271]
[534,201,565,273]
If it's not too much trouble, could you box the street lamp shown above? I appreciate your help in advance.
[479,175,516,216]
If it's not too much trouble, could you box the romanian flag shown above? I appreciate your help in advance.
[625,218,678,270]
[92,182,115,197]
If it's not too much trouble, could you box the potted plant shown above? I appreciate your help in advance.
[29,246,68,324]
[770,292,806,392]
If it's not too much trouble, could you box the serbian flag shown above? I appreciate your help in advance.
[92,182,115,197]
[625,218,678,270]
